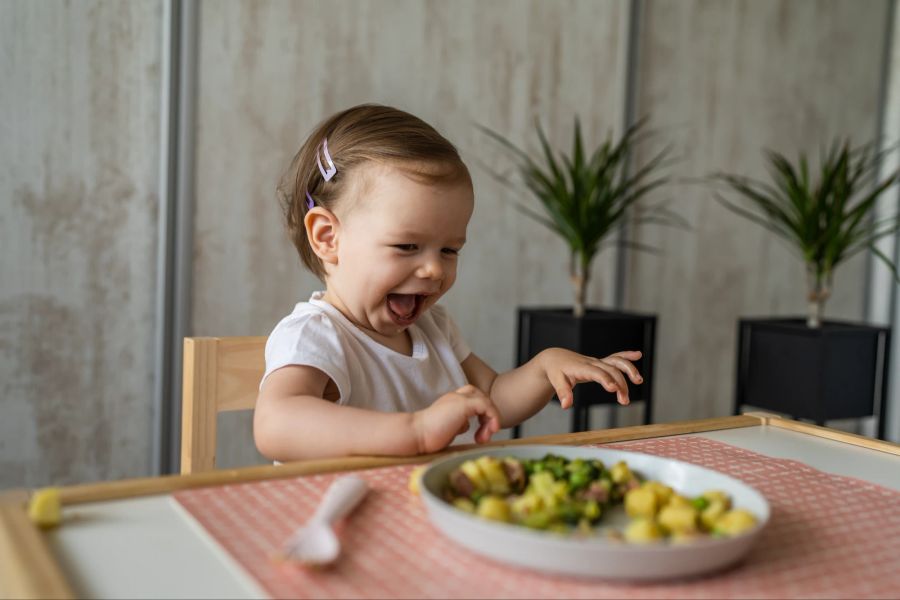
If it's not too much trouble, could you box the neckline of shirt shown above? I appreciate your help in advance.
[307,291,428,360]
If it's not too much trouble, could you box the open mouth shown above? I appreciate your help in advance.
[386,293,428,326]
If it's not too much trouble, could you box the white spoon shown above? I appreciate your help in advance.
[281,475,369,566]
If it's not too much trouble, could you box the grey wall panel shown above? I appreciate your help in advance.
[625,0,890,426]
[0,1,162,487]
[193,0,628,467]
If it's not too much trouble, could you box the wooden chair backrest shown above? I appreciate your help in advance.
[180,336,267,474]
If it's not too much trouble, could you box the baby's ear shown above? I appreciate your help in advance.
[305,208,339,265]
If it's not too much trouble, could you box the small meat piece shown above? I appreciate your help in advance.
[502,458,526,493]
[449,469,476,498]
[580,481,609,503]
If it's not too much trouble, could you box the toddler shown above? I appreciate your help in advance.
[254,104,642,461]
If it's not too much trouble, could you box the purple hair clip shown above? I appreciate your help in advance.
[305,191,315,210]
[316,138,337,181]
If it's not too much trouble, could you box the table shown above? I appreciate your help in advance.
[2,413,899,599]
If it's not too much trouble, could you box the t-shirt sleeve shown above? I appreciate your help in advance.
[428,304,471,362]
[261,310,351,402]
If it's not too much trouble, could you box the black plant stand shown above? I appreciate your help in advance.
[511,307,656,437]
[734,318,891,440]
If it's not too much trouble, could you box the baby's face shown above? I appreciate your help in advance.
[324,162,474,340]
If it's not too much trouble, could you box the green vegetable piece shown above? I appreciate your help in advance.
[522,511,553,530]
[568,470,591,490]
[549,463,567,479]
[583,499,602,521]
[691,496,710,511]
[558,502,582,525]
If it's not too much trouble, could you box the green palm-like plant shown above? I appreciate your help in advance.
[480,117,681,317]
[712,140,900,328]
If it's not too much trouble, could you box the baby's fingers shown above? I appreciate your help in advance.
[609,350,642,360]
[466,396,501,443]
[582,362,630,406]
[601,355,644,384]
[547,370,576,409]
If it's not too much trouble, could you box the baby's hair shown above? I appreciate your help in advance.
[278,103,471,280]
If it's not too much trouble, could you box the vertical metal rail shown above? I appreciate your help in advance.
[608,0,644,429]
[613,0,643,314]
[153,0,198,474]
[867,0,899,442]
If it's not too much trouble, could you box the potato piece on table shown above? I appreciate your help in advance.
[28,487,61,529]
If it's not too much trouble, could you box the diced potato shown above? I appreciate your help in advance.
[28,487,61,529]
[666,494,692,509]
[510,491,542,517]
[669,531,702,545]
[642,481,673,505]
[528,472,565,510]
[700,498,728,531]
[657,504,699,534]
[624,487,658,518]
[476,495,511,522]
[460,460,488,492]
[714,509,758,536]
[452,498,476,513]
[408,465,426,495]
[528,471,556,495]
[624,518,663,543]
[702,490,732,510]
[475,456,510,495]
[610,461,632,484]
[521,510,553,529]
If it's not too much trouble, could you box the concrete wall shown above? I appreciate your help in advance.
[192,0,629,467]
[625,0,890,426]
[0,1,162,486]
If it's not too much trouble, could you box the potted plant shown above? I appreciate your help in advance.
[480,117,682,434]
[713,141,899,438]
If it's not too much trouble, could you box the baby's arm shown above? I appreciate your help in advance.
[462,348,643,429]
[254,365,501,461]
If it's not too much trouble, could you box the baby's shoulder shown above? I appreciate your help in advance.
[269,301,340,341]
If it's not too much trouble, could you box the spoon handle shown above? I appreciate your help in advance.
[313,475,369,525]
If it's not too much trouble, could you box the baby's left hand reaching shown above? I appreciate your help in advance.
[538,348,643,408]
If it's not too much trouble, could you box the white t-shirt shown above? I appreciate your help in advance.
[262,291,476,442]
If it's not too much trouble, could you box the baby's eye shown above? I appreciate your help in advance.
[393,244,418,252]
[442,247,460,256]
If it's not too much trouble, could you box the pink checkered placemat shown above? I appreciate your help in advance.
[173,437,900,599]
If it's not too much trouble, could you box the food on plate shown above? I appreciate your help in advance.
[441,453,758,543]
[408,465,427,495]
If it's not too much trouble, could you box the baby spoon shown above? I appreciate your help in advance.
[281,475,369,566]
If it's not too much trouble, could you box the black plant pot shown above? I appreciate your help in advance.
[734,318,891,439]
[512,307,656,436]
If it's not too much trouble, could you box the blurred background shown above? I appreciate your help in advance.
[2,0,899,489]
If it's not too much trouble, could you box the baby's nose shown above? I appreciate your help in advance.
[417,256,443,280]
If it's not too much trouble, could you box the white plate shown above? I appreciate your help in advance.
[420,444,770,581]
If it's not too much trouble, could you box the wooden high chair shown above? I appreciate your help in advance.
[180,336,267,474]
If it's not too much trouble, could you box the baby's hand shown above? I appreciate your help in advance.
[413,385,501,454]
[538,348,643,408]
